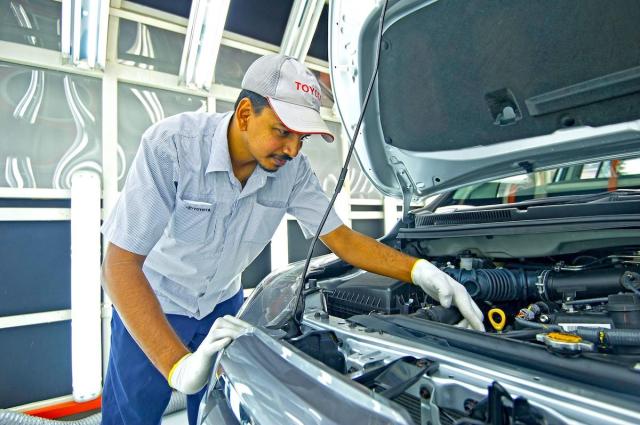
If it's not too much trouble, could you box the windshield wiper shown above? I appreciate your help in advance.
[457,189,640,211]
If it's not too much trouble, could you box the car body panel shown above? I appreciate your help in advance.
[199,328,414,425]
[330,0,640,199]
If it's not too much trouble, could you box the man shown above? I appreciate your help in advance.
[100,54,484,425]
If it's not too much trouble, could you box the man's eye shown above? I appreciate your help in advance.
[275,128,289,137]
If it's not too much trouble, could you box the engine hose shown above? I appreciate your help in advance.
[514,317,561,331]
[443,268,538,301]
[0,391,186,425]
[540,269,640,301]
[412,305,462,324]
[444,267,640,302]
[576,328,640,347]
[495,329,542,340]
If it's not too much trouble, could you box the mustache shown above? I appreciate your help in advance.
[272,154,293,162]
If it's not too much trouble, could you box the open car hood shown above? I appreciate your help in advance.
[329,0,640,200]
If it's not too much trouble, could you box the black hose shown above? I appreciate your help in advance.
[412,306,462,325]
[576,328,640,346]
[514,317,561,331]
[444,267,640,302]
[495,329,542,340]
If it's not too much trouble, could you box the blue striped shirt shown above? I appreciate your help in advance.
[102,111,343,319]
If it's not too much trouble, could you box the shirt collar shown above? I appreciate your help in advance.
[206,112,280,179]
[206,112,234,174]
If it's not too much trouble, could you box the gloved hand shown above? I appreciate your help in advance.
[168,315,252,394]
[411,260,485,331]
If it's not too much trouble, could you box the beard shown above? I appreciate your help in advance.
[258,162,278,173]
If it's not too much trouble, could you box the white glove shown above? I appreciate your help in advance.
[411,260,485,331]
[168,315,252,394]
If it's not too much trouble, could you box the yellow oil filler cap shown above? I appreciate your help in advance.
[488,308,506,332]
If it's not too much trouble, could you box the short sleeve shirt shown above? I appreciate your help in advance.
[101,111,343,318]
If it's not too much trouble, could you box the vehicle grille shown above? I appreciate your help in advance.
[415,209,513,227]
[393,393,465,425]
[394,393,421,424]
[438,407,465,425]
[327,290,387,318]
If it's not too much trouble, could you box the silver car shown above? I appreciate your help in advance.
[199,1,640,423]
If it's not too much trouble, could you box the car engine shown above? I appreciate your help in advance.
[321,250,640,358]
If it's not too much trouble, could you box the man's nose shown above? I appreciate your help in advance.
[282,137,302,157]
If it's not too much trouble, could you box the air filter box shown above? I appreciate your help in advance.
[326,273,426,319]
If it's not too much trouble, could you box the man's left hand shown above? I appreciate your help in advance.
[411,259,485,331]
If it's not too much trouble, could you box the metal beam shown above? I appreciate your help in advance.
[281,0,325,62]
[0,310,71,330]
[0,208,70,221]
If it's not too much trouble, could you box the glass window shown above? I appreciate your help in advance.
[352,218,384,239]
[619,158,640,175]
[128,0,192,18]
[0,0,61,51]
[345,120,383,200]
[449,156,640,206]
[301,121,344,196]
[0,62,101,189]
[117,83,206,190]
[306,120,383,200]
[214,45,261,88]
[580,162,600,179]
[216,100,235,113]
[598,158,640,179]
[118,19,185,75]
[348,156,383,200]
[310,69,334,109]
[225,0,293,46]
[307,4,328,61]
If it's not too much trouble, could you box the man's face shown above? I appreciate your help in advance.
[245,106,309,172]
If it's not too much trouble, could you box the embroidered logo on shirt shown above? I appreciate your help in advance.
[186,205,211,212]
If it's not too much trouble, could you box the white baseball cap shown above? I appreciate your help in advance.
[241,54,334,143]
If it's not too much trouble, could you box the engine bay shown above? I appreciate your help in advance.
[318,249,640,363]
[232,207,640,424]
[290,249,640,424]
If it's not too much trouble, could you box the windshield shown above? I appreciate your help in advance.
[445,157,640,207]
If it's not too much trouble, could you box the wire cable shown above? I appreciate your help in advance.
[292,0,390,325]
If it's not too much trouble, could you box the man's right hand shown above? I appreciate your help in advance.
[168,315,252,394]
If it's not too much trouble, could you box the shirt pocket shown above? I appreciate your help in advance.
[243,202,286,244]
[172,198,215,243]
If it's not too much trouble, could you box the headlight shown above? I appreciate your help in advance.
[237,254,339,327]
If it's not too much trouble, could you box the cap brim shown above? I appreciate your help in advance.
[267,98,334,143]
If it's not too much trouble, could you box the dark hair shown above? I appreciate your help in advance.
[233,89,269,114]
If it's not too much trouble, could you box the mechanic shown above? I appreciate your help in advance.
[100,54,485,425]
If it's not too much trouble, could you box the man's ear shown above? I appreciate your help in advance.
[236,98,253,131]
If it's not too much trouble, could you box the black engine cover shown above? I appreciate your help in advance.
[326,273,425,319]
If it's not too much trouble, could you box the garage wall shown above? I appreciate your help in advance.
[0,212,73,408]
[0,0,396,410]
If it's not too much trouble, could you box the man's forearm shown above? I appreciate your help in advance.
[102,243,189,378]
[322,226,486,330]
[321,225,417,283]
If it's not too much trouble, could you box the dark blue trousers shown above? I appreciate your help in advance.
[101,290,244,425]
